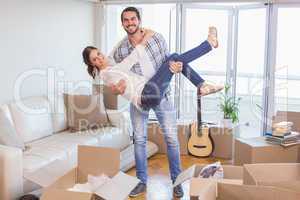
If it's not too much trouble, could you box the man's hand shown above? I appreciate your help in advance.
[169,61,183,74]
[140,28,155,46]
[109,79,127,95]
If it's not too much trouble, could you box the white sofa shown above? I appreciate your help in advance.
[0,96,158,200]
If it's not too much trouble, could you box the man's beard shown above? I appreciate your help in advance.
[124,25,139,35]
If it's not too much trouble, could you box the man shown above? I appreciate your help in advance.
[108,6,222,198]
[108,7,184,198]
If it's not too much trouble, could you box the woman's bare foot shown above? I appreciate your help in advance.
[207,26,218,48]
[198,82,224,96]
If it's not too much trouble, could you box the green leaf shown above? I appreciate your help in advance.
[218,84,241,123]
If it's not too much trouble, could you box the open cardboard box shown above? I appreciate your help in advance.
[218,163,300,200]
[243,163,300,193]
[189,180,300,200]
[39,145,139,200]
[173,164,243,199]
[217,182,300,200]
[177,163,300,200]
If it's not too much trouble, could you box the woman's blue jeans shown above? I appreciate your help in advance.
[141,40,212,109]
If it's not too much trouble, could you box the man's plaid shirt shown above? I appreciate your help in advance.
[110,32,171,95]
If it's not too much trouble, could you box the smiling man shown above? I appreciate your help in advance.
[107,7,184,198]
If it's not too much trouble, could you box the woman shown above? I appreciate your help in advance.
[83,27,223,109]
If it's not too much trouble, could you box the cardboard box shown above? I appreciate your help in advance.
[24,159,74,188]
[243,163,300,193]
[217,182,300,200]
[93,84,128,110]
[190,179,300,200]
[273,111,300,162]
[234,137,299,165]
[210,127,235,159]
[184,164,300,200]
[39,146,139,200]
[298,146,300,162]
[173,164,243,199]
[147,119,192,155]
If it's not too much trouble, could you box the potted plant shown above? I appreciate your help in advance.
[219,84,241,128]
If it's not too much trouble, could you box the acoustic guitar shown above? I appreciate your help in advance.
[187,94,214,157]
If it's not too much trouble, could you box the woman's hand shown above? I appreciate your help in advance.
[169,61,183,74]
[109,79,127,95]
[140,28,155,46]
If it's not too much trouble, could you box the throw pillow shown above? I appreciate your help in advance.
[64,93,111,132]
[0,109,25,150]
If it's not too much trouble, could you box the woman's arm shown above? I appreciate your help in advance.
[113,29,155,72]
[113,44,146,72]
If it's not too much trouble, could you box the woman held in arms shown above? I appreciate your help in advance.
[82,27,223,110]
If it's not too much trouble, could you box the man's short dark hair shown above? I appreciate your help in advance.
[121,7,141,22]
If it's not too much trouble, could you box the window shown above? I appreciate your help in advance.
[181,4,267,138]
[181,6,230,122]
[274,7,300,116]
[235,7,267,137]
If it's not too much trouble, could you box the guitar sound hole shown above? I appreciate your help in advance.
[193,145,207,149]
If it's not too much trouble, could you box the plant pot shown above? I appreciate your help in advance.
[222,118,233,128]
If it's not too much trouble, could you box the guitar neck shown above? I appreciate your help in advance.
[197,95,202,131]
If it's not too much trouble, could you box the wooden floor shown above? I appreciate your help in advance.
[126,154,229,200]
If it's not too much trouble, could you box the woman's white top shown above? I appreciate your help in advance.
[93,44,155,107]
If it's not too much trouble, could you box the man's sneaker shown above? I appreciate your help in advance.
[198,82,224,96]
[129,182,147,198]
[207,26,218,48]
[173,184,184,198]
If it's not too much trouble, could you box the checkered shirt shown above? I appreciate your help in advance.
[112,32,171,95]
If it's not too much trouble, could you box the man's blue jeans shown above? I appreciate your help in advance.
[141,40,212,109]
[131,96,180,184]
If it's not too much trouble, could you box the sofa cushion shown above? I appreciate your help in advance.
[23,132,98,173]
[9,96,54,143]
[59,126,131,151]
[23,126,130,173]
[0,109,25,150]
[64,94,110,132]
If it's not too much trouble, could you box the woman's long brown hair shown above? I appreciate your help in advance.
[82,46,98,79]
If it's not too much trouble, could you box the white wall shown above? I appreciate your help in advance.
[0,0,95,104]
